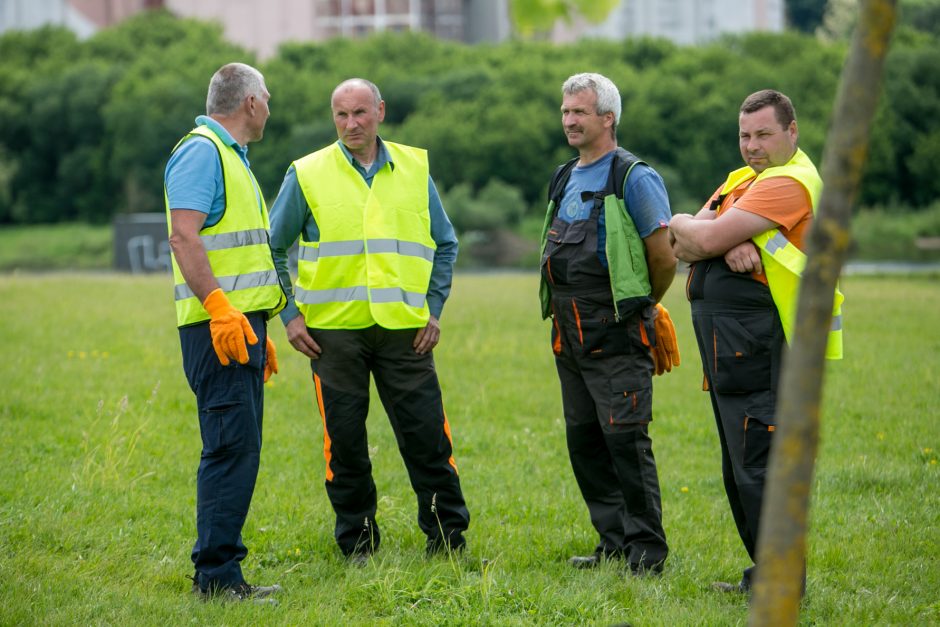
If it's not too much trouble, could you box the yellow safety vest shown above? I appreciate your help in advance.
[718,148,844,360]
[165,125,285,327]
[292,141,435,330]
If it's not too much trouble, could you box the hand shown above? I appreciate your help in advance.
[203,288,258,366]
[263,336,278,382]
[285,315,321,359]
[413,315,441,355]
[652,304,681,376]
[725,241,763,274]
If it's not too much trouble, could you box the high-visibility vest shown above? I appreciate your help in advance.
[292,141,435,330]
[165,125,285,327]
[718,148,844,359]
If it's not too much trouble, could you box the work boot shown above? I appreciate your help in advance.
[568,550,622,569]
[192,577,282,605]
[346,552,371,568]
[629,560,665,577]
[426,533,466,557]
[711,580,748,594]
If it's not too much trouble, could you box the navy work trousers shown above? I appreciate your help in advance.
[179,312,268,592]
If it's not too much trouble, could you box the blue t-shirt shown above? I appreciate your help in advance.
[558,149,671,267]
[164,116,264,227]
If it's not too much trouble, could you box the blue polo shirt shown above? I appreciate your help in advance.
[558,149,671,267]
[269,138,458,323]
[164,115,264,226]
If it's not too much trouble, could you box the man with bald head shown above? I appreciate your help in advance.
[269,78,469,562]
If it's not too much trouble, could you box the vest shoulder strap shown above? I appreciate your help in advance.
[609,147,642,202]
[547,156,579,205]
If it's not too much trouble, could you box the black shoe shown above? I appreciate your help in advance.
[629,560,665,577]
[346,552,371,567]
[193,579,282,605]
[569,549,623,569]
[711,580,748,594]
[568,553,602,569]
[426,534,466,556]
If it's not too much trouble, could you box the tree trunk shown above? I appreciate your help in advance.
[748,1,897,625]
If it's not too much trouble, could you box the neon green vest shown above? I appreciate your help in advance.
[165,125,285,327]
[292,141,435,330]
[718,148,844,359]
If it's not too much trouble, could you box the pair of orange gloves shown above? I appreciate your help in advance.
[651,303,681,376]
[203,288,278,382]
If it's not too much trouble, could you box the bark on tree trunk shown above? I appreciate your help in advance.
[748,1,897,625]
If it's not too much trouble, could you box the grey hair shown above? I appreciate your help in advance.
[332,78,382,107]
[206,63,266,116]
[562,73,622,125]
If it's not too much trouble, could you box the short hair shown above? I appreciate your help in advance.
[562,73,622,125]
[206,63,266,116]
[332,78,382,107]
[740,89,796,129]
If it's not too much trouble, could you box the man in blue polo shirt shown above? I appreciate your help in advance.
[165,62,285,603]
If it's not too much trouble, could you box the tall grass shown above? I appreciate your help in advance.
[0,272,937,625]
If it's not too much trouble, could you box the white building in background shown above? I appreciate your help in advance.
[1,0,783,56]
[554,0,785,44]
[0,0,511,57]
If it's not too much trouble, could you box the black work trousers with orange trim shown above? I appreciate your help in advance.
[551,291,669,569]
[308,324,469,556]
[688,258,786,584]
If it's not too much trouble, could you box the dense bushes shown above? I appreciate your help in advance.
[0,8,938,230]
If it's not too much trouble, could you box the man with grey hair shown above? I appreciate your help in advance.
[269,78,469,563]
[165,62,285,602]
[539,72,678,575]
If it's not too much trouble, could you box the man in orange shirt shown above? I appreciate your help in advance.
[669,89,818,594]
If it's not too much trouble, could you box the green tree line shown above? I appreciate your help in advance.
[0,7,937,231]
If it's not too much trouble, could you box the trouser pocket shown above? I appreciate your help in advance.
[711,313,773,393]
[196,367,256,454]
[580,315,631,358]
[743,413,775,468]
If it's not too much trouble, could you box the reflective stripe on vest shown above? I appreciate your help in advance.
[297,239,435,263]
[165,126,285,327]
[721,148,843,359]
[174,269,281,301]
[293,141,434,330]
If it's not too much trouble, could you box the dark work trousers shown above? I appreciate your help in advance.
[542,202,668,569]
[688,258,786,584]
[308,325,470,556]
[179,312,268,592]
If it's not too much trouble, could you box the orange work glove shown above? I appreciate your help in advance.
[263,335,278,383]
[652,303,681,376]
[203,288,258,366]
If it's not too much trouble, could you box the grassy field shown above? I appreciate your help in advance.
[0,272,937,625]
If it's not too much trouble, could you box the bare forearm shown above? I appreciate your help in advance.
[643,228,677,303]
[169,223,218,302]
[649,262,676,303]
[669,214,713,262]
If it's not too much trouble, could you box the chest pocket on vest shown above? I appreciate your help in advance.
[547,216,589,246]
